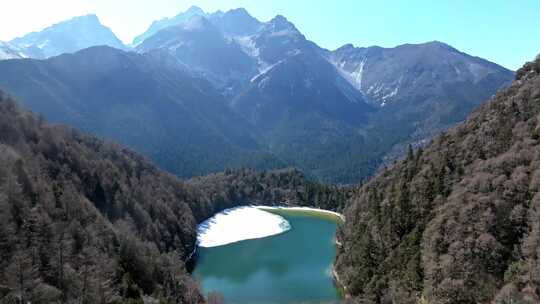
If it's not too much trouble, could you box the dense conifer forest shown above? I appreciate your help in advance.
[336,56,540,303]
[1,4,539,304]
[0,91,347,303]
[2,54,540,303]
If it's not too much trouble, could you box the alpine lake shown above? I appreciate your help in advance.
[192,207,343,304]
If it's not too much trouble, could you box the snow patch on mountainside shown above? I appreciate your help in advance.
[250,59,285,82]
[331,58,367,93]
[0,41,27,60]
[270,29,298,37]
[183,16,207,31]
[197,206,291,248]
[349,59,366,90]
[235,36,273,75]
[235,36,259,57]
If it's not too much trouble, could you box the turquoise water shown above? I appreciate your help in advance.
[193,210,340,304]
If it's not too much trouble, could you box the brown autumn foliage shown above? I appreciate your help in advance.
[2,52,536,304]
[0,90,346,303]
[336,55,540,304]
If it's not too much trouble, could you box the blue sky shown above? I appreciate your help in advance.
[1,0,539,70]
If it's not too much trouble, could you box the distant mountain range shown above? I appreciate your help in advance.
[2,5,539,304]
[136,14,258,95]
[2,14,125,59]
[0,6,515,183]
[0,46,282,178]
[133,5,209,46]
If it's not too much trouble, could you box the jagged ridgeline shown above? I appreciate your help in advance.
[0,7,514,184]
[0,91,347,303]
[336,56,540,303]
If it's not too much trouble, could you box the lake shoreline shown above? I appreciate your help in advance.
[196,206,292,248]
[195,205,344,249]
[193,205,343,303]
[260,206,349,299]
[258,205,345,222]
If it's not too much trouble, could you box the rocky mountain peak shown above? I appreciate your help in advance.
[267,15,298,33]
[183,15,213,31]
[183,5,205,16]
[224,8,252,18]
[9,14,125,59]
[211,7,262,36]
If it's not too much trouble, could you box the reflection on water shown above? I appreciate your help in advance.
[193,210,340,304]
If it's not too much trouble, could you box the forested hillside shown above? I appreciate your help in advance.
[0,90,345,303]
[0,90,203,303]
[187,168,351,218]
[336,55,540,303]
[0,46,283,179]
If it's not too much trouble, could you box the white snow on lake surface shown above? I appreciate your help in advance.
[197,206,291,248]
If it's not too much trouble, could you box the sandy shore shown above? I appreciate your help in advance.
[258,206,345,222]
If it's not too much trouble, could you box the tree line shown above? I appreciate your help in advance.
[336,55,540,303]
[0,90,347,303]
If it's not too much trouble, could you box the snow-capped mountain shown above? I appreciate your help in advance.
[251,15,307,64]
[0,41,28,60]
[10,14,125,59]
[328,41,514,168]
[131,6,514,182]
[136,15,258,95]
[132,5,208,46]
[1,6,515,183]
[231,14,370,123]
[329,41,513,107]
[209,8,262,37]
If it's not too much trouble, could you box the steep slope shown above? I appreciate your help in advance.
[230,15,375,182]
[132,5,207,46]
[336,55,540,303]
[10,14,125,59]
[249,15,312,65]
[0,91,202,303]
[4,8,514,184]
[233,51,374,180]
[135,7,513,183]
[0,90,347,303]
[0,41,28,60]
[330,42,514,163]
[330,41,512,107]
[136,16,257,94]
[0,46,281,178]
[209,8,262,37]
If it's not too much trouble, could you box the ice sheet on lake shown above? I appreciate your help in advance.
[197,206,291,248]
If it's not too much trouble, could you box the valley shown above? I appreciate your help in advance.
[0,3,539,304]
[0,6,514,183]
